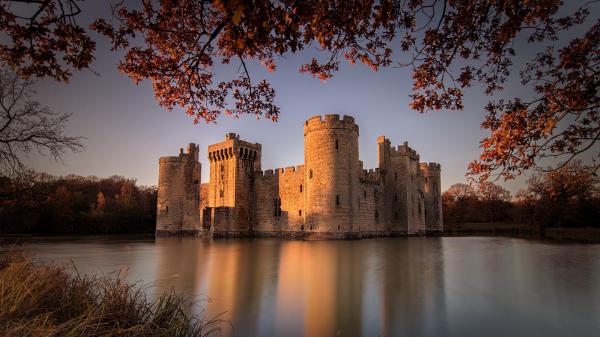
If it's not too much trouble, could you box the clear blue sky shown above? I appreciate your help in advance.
[23,1,594,195]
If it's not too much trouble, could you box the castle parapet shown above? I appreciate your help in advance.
[392,141,420,160]
[304,114,359,135]
[207,134,262,164]
[360,168,381,185]
[420,162,441,171]
[159,143,199,163]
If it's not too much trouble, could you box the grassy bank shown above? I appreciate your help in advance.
[0,252,223,337]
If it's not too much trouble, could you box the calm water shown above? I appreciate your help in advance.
[3,236,600,337]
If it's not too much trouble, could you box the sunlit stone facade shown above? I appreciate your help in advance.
[156,114,443,238]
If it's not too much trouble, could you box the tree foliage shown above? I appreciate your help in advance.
[0,172,157,234]
[442,182,512,223]
[444,161,600,228]
[1,0,598,180]
[0,0,95,82]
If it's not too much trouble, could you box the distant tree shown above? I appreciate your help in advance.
[442,183,477,223]
[528,160,599,202]
[0,67,83,176]
[46,185,74,232]
[0,171,157,234]
[96,191,105,212]
[524,160,599,228]
[476,181,512,223]
[2,1,598,179]
[444,183,476,201]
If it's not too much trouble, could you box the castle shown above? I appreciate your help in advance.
[156,115,443,238]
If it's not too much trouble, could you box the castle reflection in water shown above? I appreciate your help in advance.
[154,237,448,337]
[11,236,600,337]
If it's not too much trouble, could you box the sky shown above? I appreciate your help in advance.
[21,1,596,194]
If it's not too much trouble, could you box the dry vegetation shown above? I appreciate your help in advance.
[0,252,224,337]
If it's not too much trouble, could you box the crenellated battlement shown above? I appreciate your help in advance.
[255,165,305,177]
[420,162,441,171]
[391,141,420,160]
[208,133,261,162]
[156,143,201,236]
[360,168,381,185]
[159,143,199,163]
[303,114,359,135]
[158,113,443,238]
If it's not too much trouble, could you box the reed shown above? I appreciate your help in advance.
[0,252,224,337]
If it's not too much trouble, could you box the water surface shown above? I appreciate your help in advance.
[3,236,600,337]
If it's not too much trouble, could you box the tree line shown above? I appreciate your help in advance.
[0,172,156,235]
[443,161,600,231]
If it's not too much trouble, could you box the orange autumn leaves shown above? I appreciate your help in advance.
[1,1,598,181]
[91,0,401,122]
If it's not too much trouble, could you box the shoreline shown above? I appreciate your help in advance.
[2,228,599,243]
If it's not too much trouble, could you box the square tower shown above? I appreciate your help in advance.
[206,133,261,233]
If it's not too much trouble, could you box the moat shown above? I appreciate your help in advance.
[4,236,600,337]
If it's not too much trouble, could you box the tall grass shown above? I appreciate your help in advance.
[0,252,225,337]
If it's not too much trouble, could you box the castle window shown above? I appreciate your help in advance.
[300,184,303,193]
[425,177,428,184]
[375,210,379,220]
[338,225,340,231]
[166,206,168,214]
[364,190,367,199]
[394,194,398,202]
[395,211,398,220]
[301,225,305,230]
[220,164,224,172]
[336,195,340,206]
[273,198,282,217]
[394,172,397,181]
[309,169,313,179]
[335,139,339,150]
[219,190,224,198]
[194,180,199,184]
[299,210,302,216]
[418,203,422,215]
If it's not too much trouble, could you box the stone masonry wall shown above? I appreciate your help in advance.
[420,162,443,232]
[158,115,442,239]
[156,144,200,235]
[253,165,305,234]
[304,114,360,234]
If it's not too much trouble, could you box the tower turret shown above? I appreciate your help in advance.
[304,114,360,233]
[156,143,201,235]
[420,162,443,233]
[206,133,261,234]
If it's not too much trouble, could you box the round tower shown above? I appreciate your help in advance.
[304,114,360,234]
[156,144,201,236]
[420,162,443,233]
[157,154,186,235]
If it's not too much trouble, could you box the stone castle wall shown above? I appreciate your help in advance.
[420,162,443,233]
[156,144,200,235]
[156,115,443,238]
[304,115,360,234]
[253,166,305,234]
